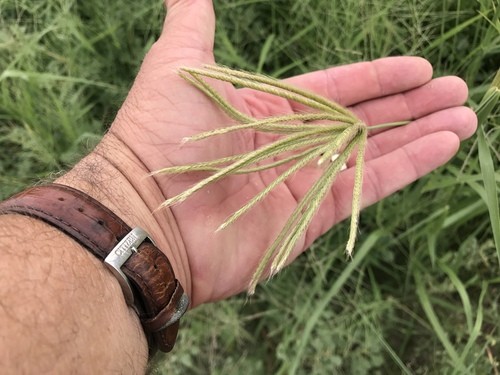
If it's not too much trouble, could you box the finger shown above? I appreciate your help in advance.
[351,76,469,129]
[284,56,433,108]
[156,0,216,58]
[352,106,477,167]
[328,131,460,228]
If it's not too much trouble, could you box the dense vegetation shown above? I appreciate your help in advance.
[1,0,498,373]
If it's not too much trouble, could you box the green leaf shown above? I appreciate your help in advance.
[475,69,500,264]
[414,269,466,371]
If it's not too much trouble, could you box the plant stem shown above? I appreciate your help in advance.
[368,120,411,130]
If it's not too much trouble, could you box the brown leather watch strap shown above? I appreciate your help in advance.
[0,183,189,355]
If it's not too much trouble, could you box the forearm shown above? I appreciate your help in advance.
[0,214,148,373]
[0,134,190,373]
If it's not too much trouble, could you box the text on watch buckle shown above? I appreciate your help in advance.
[104,227,189,330]
[104,227,149,305]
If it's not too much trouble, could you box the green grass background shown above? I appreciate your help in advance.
[1,0,499,373]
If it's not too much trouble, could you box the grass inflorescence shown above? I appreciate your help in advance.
[153,65,371,293]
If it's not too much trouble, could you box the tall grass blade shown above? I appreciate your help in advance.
[360,312,413,375]
[0,70,119,90]
[422,13,484,54]
[257,34,275,73]
[438,261,473,333]
[477,126,500,264]
[457,282,488,370]
[414,269,466,371]
[475,69,500,264]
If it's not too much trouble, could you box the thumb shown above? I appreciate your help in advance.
[157,0,216,60]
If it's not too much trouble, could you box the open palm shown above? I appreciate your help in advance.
[109,0,477,306]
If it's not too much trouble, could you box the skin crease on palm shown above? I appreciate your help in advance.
[106,0,478,307]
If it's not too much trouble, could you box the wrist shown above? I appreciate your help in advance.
[56,133,192,302]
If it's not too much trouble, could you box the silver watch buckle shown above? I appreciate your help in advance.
[104,227,152,305]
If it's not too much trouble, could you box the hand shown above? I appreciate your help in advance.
[102,0,477,307]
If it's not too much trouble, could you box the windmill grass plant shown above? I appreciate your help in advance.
[153,65,407,293]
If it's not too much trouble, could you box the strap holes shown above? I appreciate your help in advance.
[154,263,158,270]
[77,207,84,213]
[97,219,105,226]
[58,197,65,201]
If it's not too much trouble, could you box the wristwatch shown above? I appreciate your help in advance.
[0,183,189,355]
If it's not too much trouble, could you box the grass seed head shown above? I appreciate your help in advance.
[156,66,383,293]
